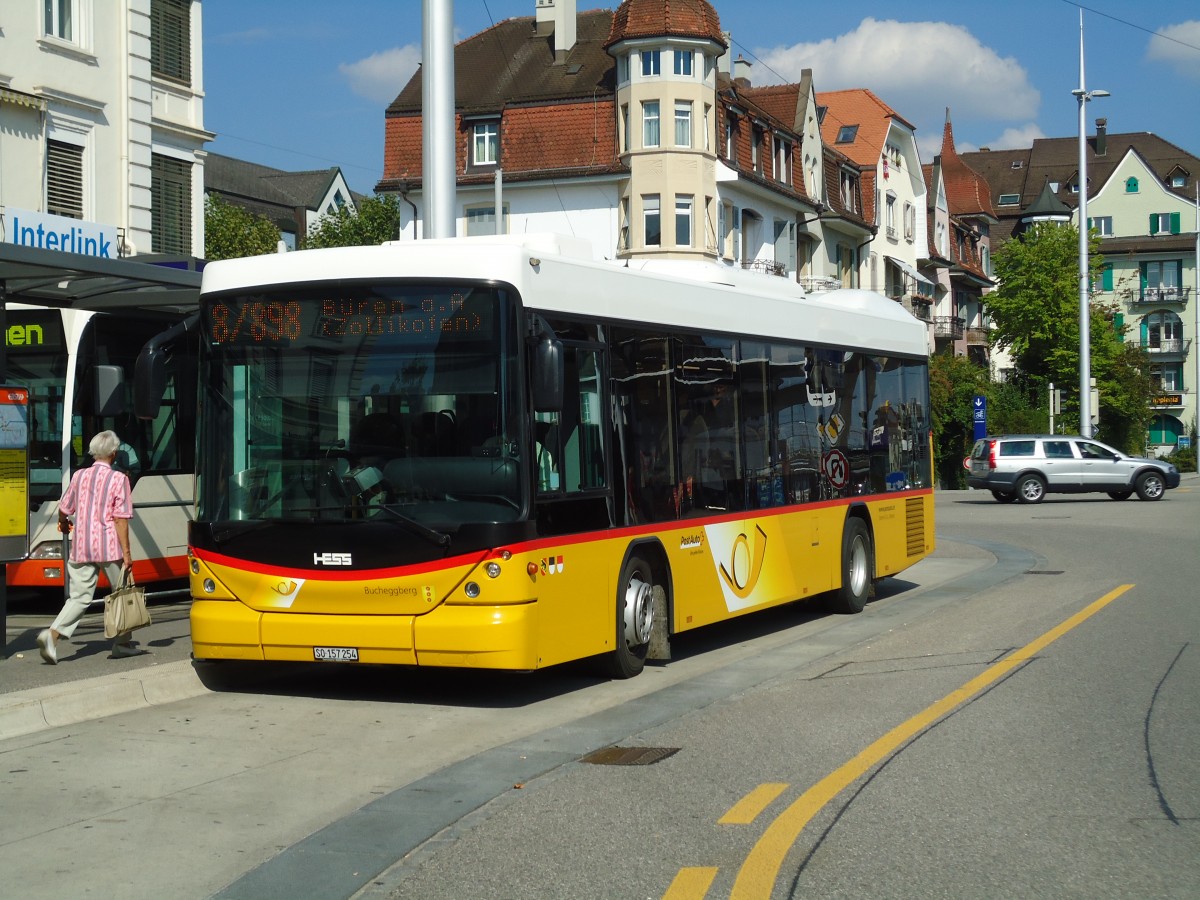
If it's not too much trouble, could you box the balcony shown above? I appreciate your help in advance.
[933,316,964,340]
[964,327,989,345]
[742,258,786,278]
[1126,286,1191,306]
[799,275,842,293]
[1140,338,1192,356]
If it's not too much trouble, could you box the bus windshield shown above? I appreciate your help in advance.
[197,283,523,526]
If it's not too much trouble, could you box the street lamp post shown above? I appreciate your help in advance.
[1073,10,1108,438]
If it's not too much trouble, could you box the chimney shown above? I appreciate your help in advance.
[1095,117,1107,156]
[734,55,752,87]
[535,0,576,63]
[718,32,732,75]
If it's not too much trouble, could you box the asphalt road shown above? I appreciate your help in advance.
[1,480,1196,899]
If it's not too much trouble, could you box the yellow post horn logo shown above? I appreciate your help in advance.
[718,524,768,599]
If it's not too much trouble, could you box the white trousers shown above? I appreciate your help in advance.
[51,560,128,645]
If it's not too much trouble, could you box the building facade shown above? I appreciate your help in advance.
[0,0,210,259]
[205,153,358,251]
[964,125,1199,453]
[377,0,889,295]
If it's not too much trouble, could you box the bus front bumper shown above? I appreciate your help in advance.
[190,599,540,670]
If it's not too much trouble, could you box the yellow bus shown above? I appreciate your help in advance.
[142,234,933,678]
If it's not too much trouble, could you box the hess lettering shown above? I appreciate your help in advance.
[314,552,352,566]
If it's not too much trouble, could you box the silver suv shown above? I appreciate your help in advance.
[968,434,1181,503]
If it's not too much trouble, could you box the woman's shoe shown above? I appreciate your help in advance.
[37,630,58,665]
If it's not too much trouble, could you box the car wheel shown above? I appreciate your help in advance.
[1016,474,1045,504]
[991,490,1017,503]
[1135,472,1165,501]
[1107,490,1132,501]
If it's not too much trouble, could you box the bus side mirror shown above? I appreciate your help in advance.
[134,343,168,419]
[532,337,564,413]
[134,312,198,420]
[94,365,126,416]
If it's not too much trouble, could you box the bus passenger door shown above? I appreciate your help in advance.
[534,342,609,532]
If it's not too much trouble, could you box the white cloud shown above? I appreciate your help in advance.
[339,46,422,104]
[1146,21,1200,79]
[753,17,1040,144]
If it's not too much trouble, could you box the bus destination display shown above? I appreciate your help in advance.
[207,295,487,346]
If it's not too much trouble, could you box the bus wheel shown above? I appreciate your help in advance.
[606,556,654,679]
[830,518,872,615]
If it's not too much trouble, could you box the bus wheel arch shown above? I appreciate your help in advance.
[605,540,669,679]
[830,508,873,615]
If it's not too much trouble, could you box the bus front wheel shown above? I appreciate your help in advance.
[830,518,872,614]
[605,556,654,679]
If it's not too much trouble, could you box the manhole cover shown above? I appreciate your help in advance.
[580,746,680,766]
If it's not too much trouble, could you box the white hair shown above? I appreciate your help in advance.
[89,430,121,461]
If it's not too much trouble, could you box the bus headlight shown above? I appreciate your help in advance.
[464,581,481,598]
[484,562,502,579]
[28,542,63,560]
[203,578,216,593]
[190,558,200,574]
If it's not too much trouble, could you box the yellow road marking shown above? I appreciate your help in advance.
[719,783,790,825]
[663,866,719,900]
[728,584,1135,899]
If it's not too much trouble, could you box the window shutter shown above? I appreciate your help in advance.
[151,153,192,255]
[151,0,192,85]
[1101,265,1113,291]
[1149,214,1158,235]
[46,140,84,219]
[1169,212,1181,234]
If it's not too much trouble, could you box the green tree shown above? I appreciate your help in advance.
[929,353,990,488]
[304,194,400,248]
[986,222,1151,452]
[203,194,281,261]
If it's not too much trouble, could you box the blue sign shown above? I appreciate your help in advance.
[973,395,987,441]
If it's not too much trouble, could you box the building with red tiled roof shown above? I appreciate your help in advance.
[377,0,886,293]
[817,88,929,309]
[920,112,998,369]
[962,124,1200,451]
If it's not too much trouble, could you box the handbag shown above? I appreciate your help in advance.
[104,568,152,638]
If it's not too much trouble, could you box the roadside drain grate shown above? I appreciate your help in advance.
[581,746,680,766]
[1025,570,1065,575]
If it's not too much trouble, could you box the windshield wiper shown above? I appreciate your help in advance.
[375,504,452,548]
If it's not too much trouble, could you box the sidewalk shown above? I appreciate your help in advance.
[1,586,206,740]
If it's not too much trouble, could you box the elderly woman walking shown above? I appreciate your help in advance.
[37,430,139,664]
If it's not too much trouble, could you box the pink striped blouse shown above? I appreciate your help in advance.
[59,460,133,563]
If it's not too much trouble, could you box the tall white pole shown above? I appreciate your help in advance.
[1076,10,1092,438]
[1194,183,1199,466]
[423,0,455,239]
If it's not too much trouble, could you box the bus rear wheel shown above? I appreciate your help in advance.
[605,556,654,679]
[830,518,872,614]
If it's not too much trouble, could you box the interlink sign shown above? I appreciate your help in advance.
[5,208,117,259]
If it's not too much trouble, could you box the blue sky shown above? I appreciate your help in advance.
[202,1,1200,195]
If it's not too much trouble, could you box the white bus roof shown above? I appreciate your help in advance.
[200,234,928,357]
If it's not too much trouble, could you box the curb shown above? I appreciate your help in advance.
[0,658,208,741]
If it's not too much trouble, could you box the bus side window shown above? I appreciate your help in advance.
[557,345,606,492]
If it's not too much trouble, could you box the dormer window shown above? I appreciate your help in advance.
[836,125,858,144]
[472,120,499,166]
[1169,173,1186,188]
[673,49,693,76]
[641,49,661,77]
[998,193,1020,205]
